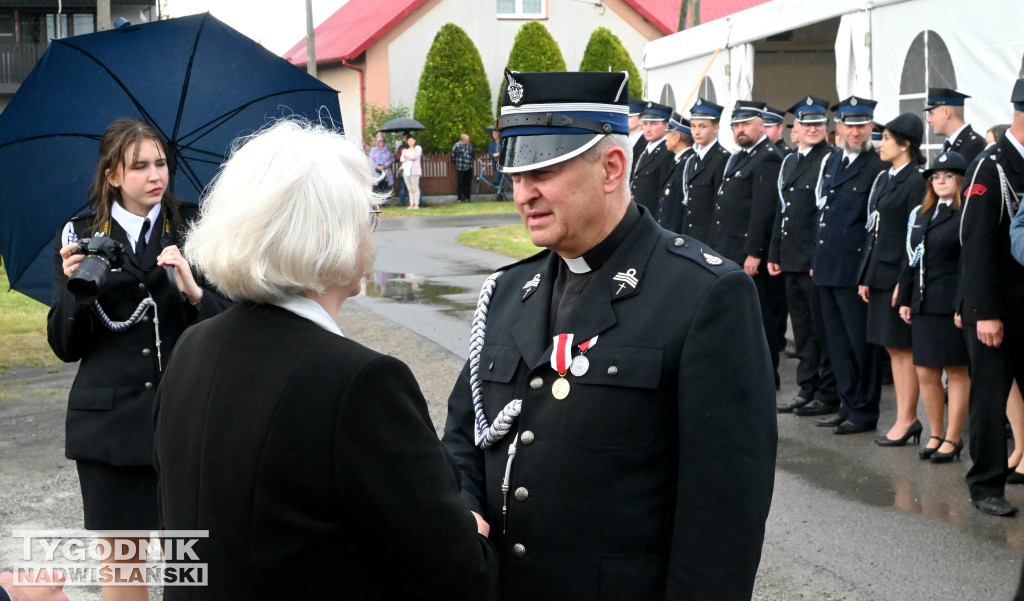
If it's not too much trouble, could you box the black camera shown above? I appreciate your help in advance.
[67,235,124,303]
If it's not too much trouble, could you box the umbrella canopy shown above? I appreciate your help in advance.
[378,117,425,133]
[0,13,342,304]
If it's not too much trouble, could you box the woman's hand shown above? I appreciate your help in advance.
[899,306,912,324]
[954,312,962,329]
[858,285,869,303]
[59,243,85,278]
[891,284,899,308]
[157,245,203,306]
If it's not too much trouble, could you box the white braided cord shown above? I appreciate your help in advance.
[864,171,886,235]
[681,155,695,206]
[777,152,796,213]
[814,154,831,209]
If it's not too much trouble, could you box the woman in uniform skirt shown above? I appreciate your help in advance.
[47,119,228,600]
[897,151,971,462]
[858,113,927,446]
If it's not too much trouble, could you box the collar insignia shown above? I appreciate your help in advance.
[612,268,639,295]
[522,272,541,300]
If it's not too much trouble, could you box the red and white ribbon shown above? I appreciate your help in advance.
[578,335,599,353]
[550,333,574,375]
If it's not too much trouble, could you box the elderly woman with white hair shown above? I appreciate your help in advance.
[153,121,497,601]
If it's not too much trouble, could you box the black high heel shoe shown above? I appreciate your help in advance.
[919,435,944,460]
[875,420,923,447]
[930,439,964,463]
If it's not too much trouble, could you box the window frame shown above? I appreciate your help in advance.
[497,0,548,20]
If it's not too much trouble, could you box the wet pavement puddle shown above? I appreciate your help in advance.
[360,272,476,315]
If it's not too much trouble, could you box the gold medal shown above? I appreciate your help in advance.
[551,376,570,399]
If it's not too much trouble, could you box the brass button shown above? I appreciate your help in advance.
[142,315,150,322]
[514,487,529,502]
[521,430,535,445]
[607,366,618,376]
[530,377,543,390]
[138,283,146,291]
[512,543,526,559]
[144,382,153,390]
[142,348,151,357]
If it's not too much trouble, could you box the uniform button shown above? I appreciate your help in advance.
[530,377,543,390]
[144,382,153,390]
[142,348,151,357]
[673,238,684,247]
[514,487,529,502]
[488,362,494,371]
[789,187,795,191]
[138,283,146,291]
[512,543,526,559]
[142,315,150,322]
[607,366,619,376]
[521,430,535,445]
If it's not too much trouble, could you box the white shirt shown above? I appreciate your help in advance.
[644,137,667,154]
[694,140,717,160]
[945,123,968,147]
[888,162,910,177]
[841,150,860,165]
[1005,130,1024,163]
[271,294,344,337]
[111,201,161,250]
[674,149,690,162]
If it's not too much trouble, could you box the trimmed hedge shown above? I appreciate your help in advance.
[414,23,493,154]
[579,27,642,99]
[497,21,566,113]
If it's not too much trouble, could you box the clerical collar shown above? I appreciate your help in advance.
[560,203,641,274]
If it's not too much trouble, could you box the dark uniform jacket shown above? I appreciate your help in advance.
[630,134,647,175]
[154,304,498,601]
[657,148,695,234]
[681,140,731,245]
[708,137,782,264]
[631,139,675,216]
[897,203,962,314]
[811,148,889,288]
[769,141,832,272]
[959,134,1024,329]
[944,124,986,164]
[857,163,927,289]
[443,209,777,601]
[46,203,229,466]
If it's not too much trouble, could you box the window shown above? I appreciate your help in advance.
[899,30,956,162]
[697,76,717,104]
[497,0,546,19]
[660,84,676,110]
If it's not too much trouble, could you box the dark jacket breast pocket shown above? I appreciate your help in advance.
[68,386,115,411]
[600,554,666,601]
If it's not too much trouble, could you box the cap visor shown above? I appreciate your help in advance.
[499,133,603,173]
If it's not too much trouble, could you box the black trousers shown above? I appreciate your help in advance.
[456,168,473,201]
[769,270,789,350]
[783,271,837,402]
[963,323,1022,500]
[752,270,780,381]
[819,285,882,425]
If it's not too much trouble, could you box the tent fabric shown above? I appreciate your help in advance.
[834,10,871,99]
[728,43,754,104]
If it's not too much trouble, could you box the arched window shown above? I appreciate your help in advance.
[698,76,717,104]
[660,84,676,110]
[899,30,956,161]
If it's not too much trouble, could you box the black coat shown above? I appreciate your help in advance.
[944,123,987,164]
[811,148,889,287]
[656,148,695,234]
[769,141,831,272]
[681,140,731,245]
[858,163,927,289]
[897,203,962,314]
[631,139,675,216]
[442,210,777,601]
[154,303,498,601]
[46,204,228,466]
[708,137,782,264]
[959,134,1024,329]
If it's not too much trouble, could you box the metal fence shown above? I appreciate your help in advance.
[393,151,496,196]
[0,43,47,86]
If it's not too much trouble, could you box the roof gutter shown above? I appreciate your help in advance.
[341,58,366,135]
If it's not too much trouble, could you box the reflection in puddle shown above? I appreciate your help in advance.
[361,272,475,315]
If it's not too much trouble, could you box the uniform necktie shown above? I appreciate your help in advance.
[942,139,952,152]
[135,218,150,257]
[838,156,850,175]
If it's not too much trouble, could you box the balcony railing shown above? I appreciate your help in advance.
[0,42,48,86]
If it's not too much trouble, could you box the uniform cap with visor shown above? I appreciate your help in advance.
[669,112,691,135]
[495,69,630,174]
[761,105,786,126]
[924,88,970,110]
[730,100,765,124]
[641,100,672,122]
[831,96,877,125]
[787,95,829,124]
[1012,78,1024,111]
[689,97,724,121]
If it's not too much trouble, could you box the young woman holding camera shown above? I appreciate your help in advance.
[46,118,227,601]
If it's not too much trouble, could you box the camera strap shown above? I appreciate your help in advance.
[91,295,164,372]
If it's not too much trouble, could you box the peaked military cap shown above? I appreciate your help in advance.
[496,69,630,173]
[690,97,724,121]
[788,95,829,124]
[669,112,691,135]
[730,100,766,124]
[923,151,968,179]
[924,88,970,110]
[761,105,786,125]
[884,112,924,147]
[871,121,884,142]
[830,96,877,125]
[1013,79,1024,111]
[628,97,644,117]
[641,100,672,122]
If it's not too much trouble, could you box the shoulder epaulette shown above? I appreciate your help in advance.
[663,233,736,275]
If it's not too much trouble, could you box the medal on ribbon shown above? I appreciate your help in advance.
[550,333,573,399]
[570,335,598,377]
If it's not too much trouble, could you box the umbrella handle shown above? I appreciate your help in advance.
[164,265,187,303]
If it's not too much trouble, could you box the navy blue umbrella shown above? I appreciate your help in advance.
[0,13,342,304]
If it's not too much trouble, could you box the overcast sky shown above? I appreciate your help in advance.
[165,0,349,55]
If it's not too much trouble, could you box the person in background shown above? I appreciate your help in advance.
[680,98,730,244]
[487,126,500,175]
[763,105,790,154]
[897,151,970,462]
[369,134,393,196]
[924,88,987,164]
[657,112,694,233]
[630,100,675,215]
[154,120,497,600]
[628,96,645,172]
[987,123,1011,149]
[0,570,68,601]
[452,133,475,202]
[394,133,409,206]
[400,134,423,209]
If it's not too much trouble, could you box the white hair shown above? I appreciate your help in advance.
[582,134,632,196]
[185,120,380,302]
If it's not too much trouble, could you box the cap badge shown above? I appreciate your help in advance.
[646,101,653,108]
[806,97,813,106]
[612,268,639,295]
[696,99,703,105]
[850,97,858,106]
[939,155,947,163]
[701,250,724,266]
[506,73,524,105]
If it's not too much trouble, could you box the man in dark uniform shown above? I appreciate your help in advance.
[925,87,987,164]
[631,100,675,216]
[657,112,694,233]
[760,104,793,366]
[763,105,791,154]
[959,79,1024,517]
[811,96,888,434]
[709,100,783,386]
[681,98,730,245]
[769,96,839,414]
[443,69,777,600]
[628,97,645,172]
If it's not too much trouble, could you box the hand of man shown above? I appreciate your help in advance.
[977,318,1004,348]
[743,256,760,277]
[858,285,870,303]
[891,284,899,308]
[954,313,962,329]
[899,306,912,324]
[766,262,781,276]
[471,511,490,537]
[0,570,70,601]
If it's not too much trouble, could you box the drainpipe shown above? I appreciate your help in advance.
[341,58,366,135]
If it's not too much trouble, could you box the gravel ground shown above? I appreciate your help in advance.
[0,301,866,600]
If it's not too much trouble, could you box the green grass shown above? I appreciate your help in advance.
[0,267,61,370]
[382,200,519,218]
[457,224,541,259]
